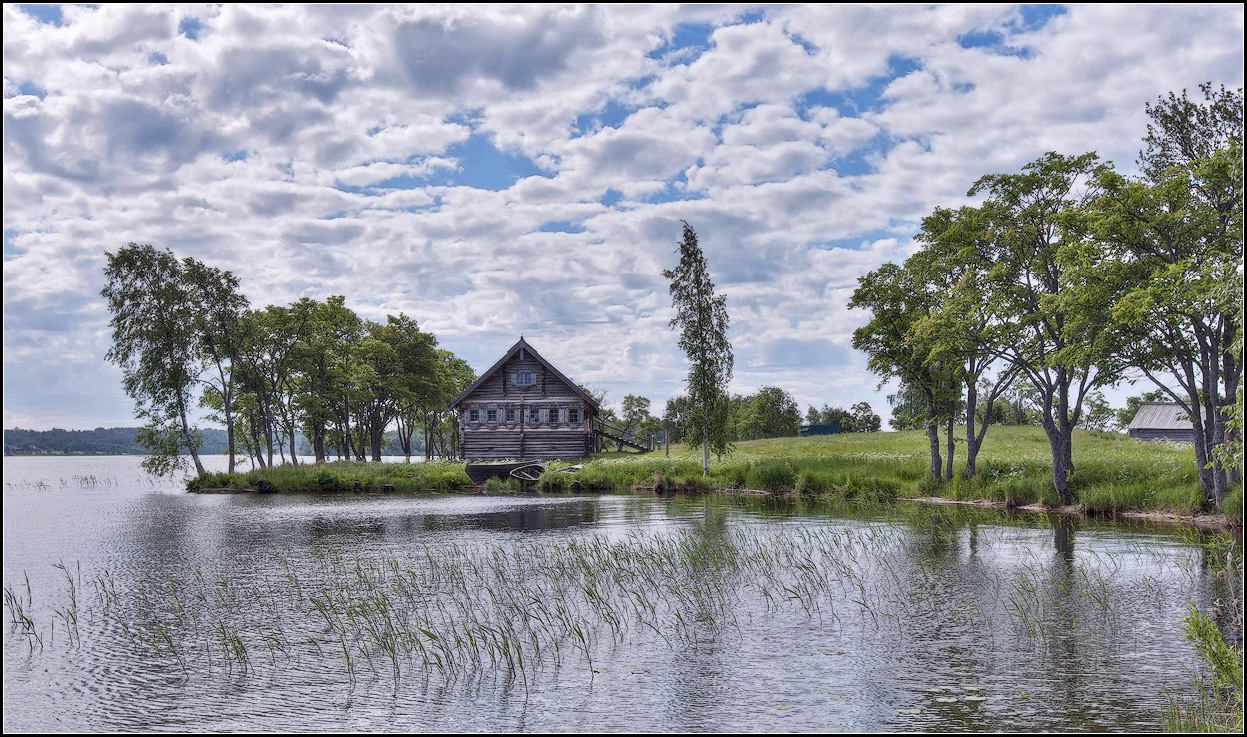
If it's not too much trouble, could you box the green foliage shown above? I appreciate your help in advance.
[101,243,249,477]
[663,221,734,473]
[744,460,797,492]
[185,471,246,492]
[187,460,471,494]
[1165,557,1244,736]
[483,476,522,494]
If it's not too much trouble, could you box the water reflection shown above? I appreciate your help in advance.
[2,468,1238,733]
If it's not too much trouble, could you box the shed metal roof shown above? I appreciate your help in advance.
[1127,402,1193,431]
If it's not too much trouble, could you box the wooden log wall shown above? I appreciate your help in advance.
[458,354,597,460]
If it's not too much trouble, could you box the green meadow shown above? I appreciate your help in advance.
[188,427,1241,523]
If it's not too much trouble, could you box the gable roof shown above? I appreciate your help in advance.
[1127,402,1193,431]
[447,336,602,411]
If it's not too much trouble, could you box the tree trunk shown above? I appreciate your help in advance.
[944,414,955,482]
[702,413,710,476]
[1043,418,1074,505]
[176,394,206,476]
[963,380,978,478]
[927,421,942,483]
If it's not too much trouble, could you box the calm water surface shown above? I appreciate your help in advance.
[2,455,1237,733]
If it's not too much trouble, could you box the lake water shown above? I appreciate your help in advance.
[2,455,1240,732]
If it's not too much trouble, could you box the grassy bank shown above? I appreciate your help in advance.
[187,458,472,494]
[561,427,1238,519]
[187,427,1242,523]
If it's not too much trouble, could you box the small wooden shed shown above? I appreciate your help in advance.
[1126,402,1195,443]
[448,337,601,460]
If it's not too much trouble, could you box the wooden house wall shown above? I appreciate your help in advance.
[458,355,597,460]
[1128,428,1196,443]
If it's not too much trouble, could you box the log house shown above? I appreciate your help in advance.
[448,337,601,460]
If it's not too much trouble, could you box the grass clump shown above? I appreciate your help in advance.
[1164,535,1243,733]
[482,476,522,494]
[189,459,472,494]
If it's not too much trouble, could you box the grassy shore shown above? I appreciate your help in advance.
[187,426,1242,524]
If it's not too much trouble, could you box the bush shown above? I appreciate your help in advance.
[745,460,796,492]
[314,469,343,492]
[483,477,521,494]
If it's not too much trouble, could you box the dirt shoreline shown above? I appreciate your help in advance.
[904,495,1237,532]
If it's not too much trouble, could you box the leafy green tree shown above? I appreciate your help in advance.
[850,261,961,482]
[970,152,1116,504]
[850,401,882,433]
[909,205,1019,476]
[423,350,474,459]
[1079,391,1116,432]
[235,301,315,466]
[662,396,693,446]
[291,296,363,463]
[1093,83,1243,505]
[620,394,654,444]
[886,382,928,430]
[366,313,438,461]
[101,243,246,477]
[183,257,249,472]
[737,387,801,440]
[663,221,734,474]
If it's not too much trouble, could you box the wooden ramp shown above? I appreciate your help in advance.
[593,420,653,453]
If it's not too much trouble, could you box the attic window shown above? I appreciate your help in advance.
[515,370,535,387]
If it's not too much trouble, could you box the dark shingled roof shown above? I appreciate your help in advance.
[447,336,601,411]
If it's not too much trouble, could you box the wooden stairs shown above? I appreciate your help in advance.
[593,419,654,453]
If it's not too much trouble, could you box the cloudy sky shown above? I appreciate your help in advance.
[3,3,1244,432]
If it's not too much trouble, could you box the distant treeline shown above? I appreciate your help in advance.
[3,427,419,458]
[4,427,230,456]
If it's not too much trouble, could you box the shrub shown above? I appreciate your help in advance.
[314,470,343,492]
[483,477,521,494]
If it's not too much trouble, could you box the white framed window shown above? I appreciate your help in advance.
[505,407,516,424]
[515,370,536,387]
[468,409,480,423]
[568,408,580,424]
[529,406,541,424]
[486,408,497,424]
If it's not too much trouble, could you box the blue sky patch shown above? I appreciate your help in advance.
[959,5,1066,56]
[429,135,543,190]
[178,17,202,40]
[572,99,634,138]
[538,220,586,234]
[3,229,24,260]
[14,82,47,99]
[648,22,714,64]
[599,189,624,207]
[1016,4,1068,31]
[800,55,922,117]
[18,4,63,26]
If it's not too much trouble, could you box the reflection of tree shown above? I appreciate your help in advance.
[1053,516,1075,572]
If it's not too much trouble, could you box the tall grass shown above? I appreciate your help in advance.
[187,459,472,494]
[6,514,1217,699]
[1164,534,1244,733]
[559,426,1219,516]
